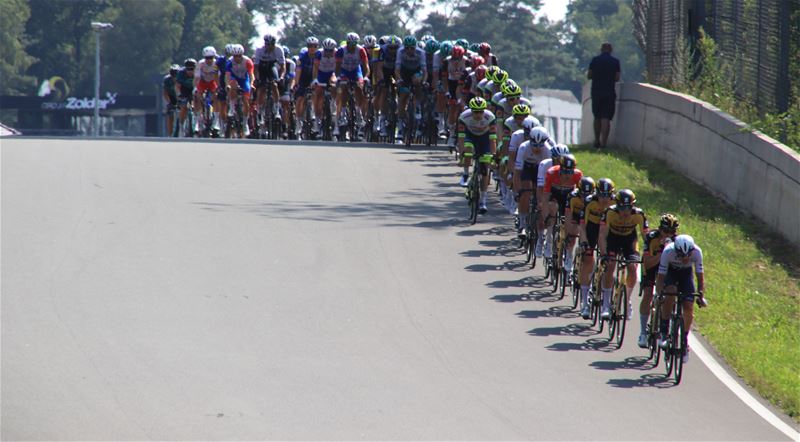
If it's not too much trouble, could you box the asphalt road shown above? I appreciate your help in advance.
[2,138,795,440]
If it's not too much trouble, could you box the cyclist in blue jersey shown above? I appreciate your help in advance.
[295,37,318,135]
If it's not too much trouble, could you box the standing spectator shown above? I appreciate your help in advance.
[588,43,620,148]
[163,64,179,136]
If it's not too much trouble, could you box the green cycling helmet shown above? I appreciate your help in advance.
[493,69,509,84]
[469,42,479,53]
[502,81,521,97]
[424,39,440,54]
[485,65,500,82]
[403,35,417,48]
[456,38,469,48]
[439,40,453,57]
[468,96,488,111]
[511,104,531,116]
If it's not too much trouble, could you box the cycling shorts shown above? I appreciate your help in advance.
[520,162,537,182]
[585,221,600,251]
[642,265,658,288]
[549,188,572,216]
[316,70,334,85]
[447,79,459,99]
[339,68,363,82]
[258,61,279,83]
[606,232,639,260]
[196,79,218,94]
[228,78,252,98]
[663,266,696,300]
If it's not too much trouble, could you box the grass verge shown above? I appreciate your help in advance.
[570,144,800,420]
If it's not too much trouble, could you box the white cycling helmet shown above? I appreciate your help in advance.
[322,38,338,50]
[306,36,319,46]
[521,115,541,131]
[363,34,377,48]
[263,34,277,45]
[674,235,695,256]
[529,126,550,144]
[224,44,234,55]
[231,44,244,56]
[346,32,360,44]
[551,143,570,158]
[202,46,217,57]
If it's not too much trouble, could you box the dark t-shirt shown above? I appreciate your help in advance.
[589,52,620,99]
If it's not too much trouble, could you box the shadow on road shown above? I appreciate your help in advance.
[607,374,675,389]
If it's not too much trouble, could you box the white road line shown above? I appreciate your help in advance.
[689,333,800,441]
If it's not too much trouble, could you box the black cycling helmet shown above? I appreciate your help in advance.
[560,154,577,173]
[579,177,595,195]
[616,189,636,208]
[659,213,679,232]
[597,178,615,197]
[184,58,197,69]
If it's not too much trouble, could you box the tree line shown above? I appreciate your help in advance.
[0,0,643,100]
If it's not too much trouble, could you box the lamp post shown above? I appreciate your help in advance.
[91,21,113,137]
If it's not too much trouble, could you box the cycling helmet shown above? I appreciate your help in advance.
[451,45,465,58]
[616,189,636,208]
[471,55,485,66]
[478,42,491,55]
[421,34,434,43]
[511,104,531,116]
[232,44,245,56]
[485,65,500,82]
[387,35,401,48]
[521,116,539,131]
[456,38,469,48]
[659,213,680,232]
[263,34,277,45]
[322,38,337,50]
[469,42,480,53]
[363,34,377,48]
[560,154,577,172]
[281,47,290,58]
[493,69,509,84]
[224,44,235,55]
[184,58,197,68]
[468,96,488,111]
[378,35,389,45]
[403,35,417,48]
[346,32,360,45]
[551,143,570,161]
[674,234,695,256]
[424,39,440,54]
[439,40,453,56]
[579,177,596,195]
[597,178,615,196]
[306,36,319,46]
[530,126,550,145]
[202,46,217,57]
[169,64,180,75]
[501,82,522,97]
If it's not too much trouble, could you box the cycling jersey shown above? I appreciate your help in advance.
[432,51,443,74]
[297,49,314,77]
[163,74,177,103]
[226,56,254,92]
[515,140,551,170]
[498,97,531,115]
[644,230,672,259]
[477,78,490,94]
[337,45,368,80]
[368,46,381,63]
[567,190,586,212]
[581,195,607,225]
[395,47,426,72]
[176,68,194,97]
[379,45,399,66]
[658,242,704,274]
[195,59,221,82]
[543,165,583,193]
[442,56,467,81]
[507,129,526,153]
[284,58,296,79]
[316,50,337,73]
[491,91,504,106]
[458,109,496,136]
[254,45,285,66]
[503,115,540,136]
[601,205,648,236]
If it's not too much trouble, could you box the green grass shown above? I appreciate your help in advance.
[570,144,800,420]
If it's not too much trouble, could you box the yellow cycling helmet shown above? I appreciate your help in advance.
[493,69,509,84]
[511,104,530,116]
[502,81,522,97]
[468,96,488,111]
[485,65,501,82]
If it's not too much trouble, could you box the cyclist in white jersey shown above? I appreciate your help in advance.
[514,125,552,237]
[457,97,497,213]
[254,34,286,119]
[655,235,707,362]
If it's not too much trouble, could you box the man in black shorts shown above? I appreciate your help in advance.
[588,42,620,149]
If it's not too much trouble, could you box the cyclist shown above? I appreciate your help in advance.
[655,235,707,362]
[395,35,426,139]
[295,37,319,137]
[578,178,616,318]
[194,46,222,133]
[174,58,196,135]
[541,154,583,259]
[500,104,537,211]
[163,64,179,136]
[441,44,468,146]
[432,40,453,135]
[311,38,338,134]
[465,61,487,104]
[254,34,285,121]
[598,189,648,320]
[513,124,551,238]
[495,81,530,148]
[477,42,498,67]
[334,32,370,137]
[225,44,255,137]
[216,45,233,135]
[374,35,401,137]
[564,177,595,274]
[638,213,680,347]
[280,46,296,135]
[457,97,497,213]
[533,135,564,256]
[363,34,382,133]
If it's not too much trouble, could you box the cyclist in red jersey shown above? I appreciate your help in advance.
[541,154,583,258]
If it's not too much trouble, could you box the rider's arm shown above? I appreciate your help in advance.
[246,59,255,85]
[361,48,370,79]
[312,58,320,81]
[457,117,465,150]
[598,216,609,256]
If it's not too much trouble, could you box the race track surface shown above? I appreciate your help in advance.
[1,138,793,440]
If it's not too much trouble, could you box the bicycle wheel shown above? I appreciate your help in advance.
[665,316,676,378]
[673,317,686,385]
[469,173,480,225]
[615,285,628,348]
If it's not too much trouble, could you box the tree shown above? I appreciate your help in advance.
[175,0,255,60]
[0,0,37,95]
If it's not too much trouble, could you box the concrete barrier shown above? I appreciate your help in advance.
[580,82,800,247]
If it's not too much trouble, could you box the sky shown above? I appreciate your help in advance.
[250,0,569,48]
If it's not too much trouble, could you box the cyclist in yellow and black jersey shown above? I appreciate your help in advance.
[577,178,615,318]
[598,189,648,319]
[637,213,679,347]
[563,177,595,276]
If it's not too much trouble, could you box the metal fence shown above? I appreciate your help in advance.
[633,0,793,115]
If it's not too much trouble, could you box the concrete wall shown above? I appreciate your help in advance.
[581,82,800,247]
